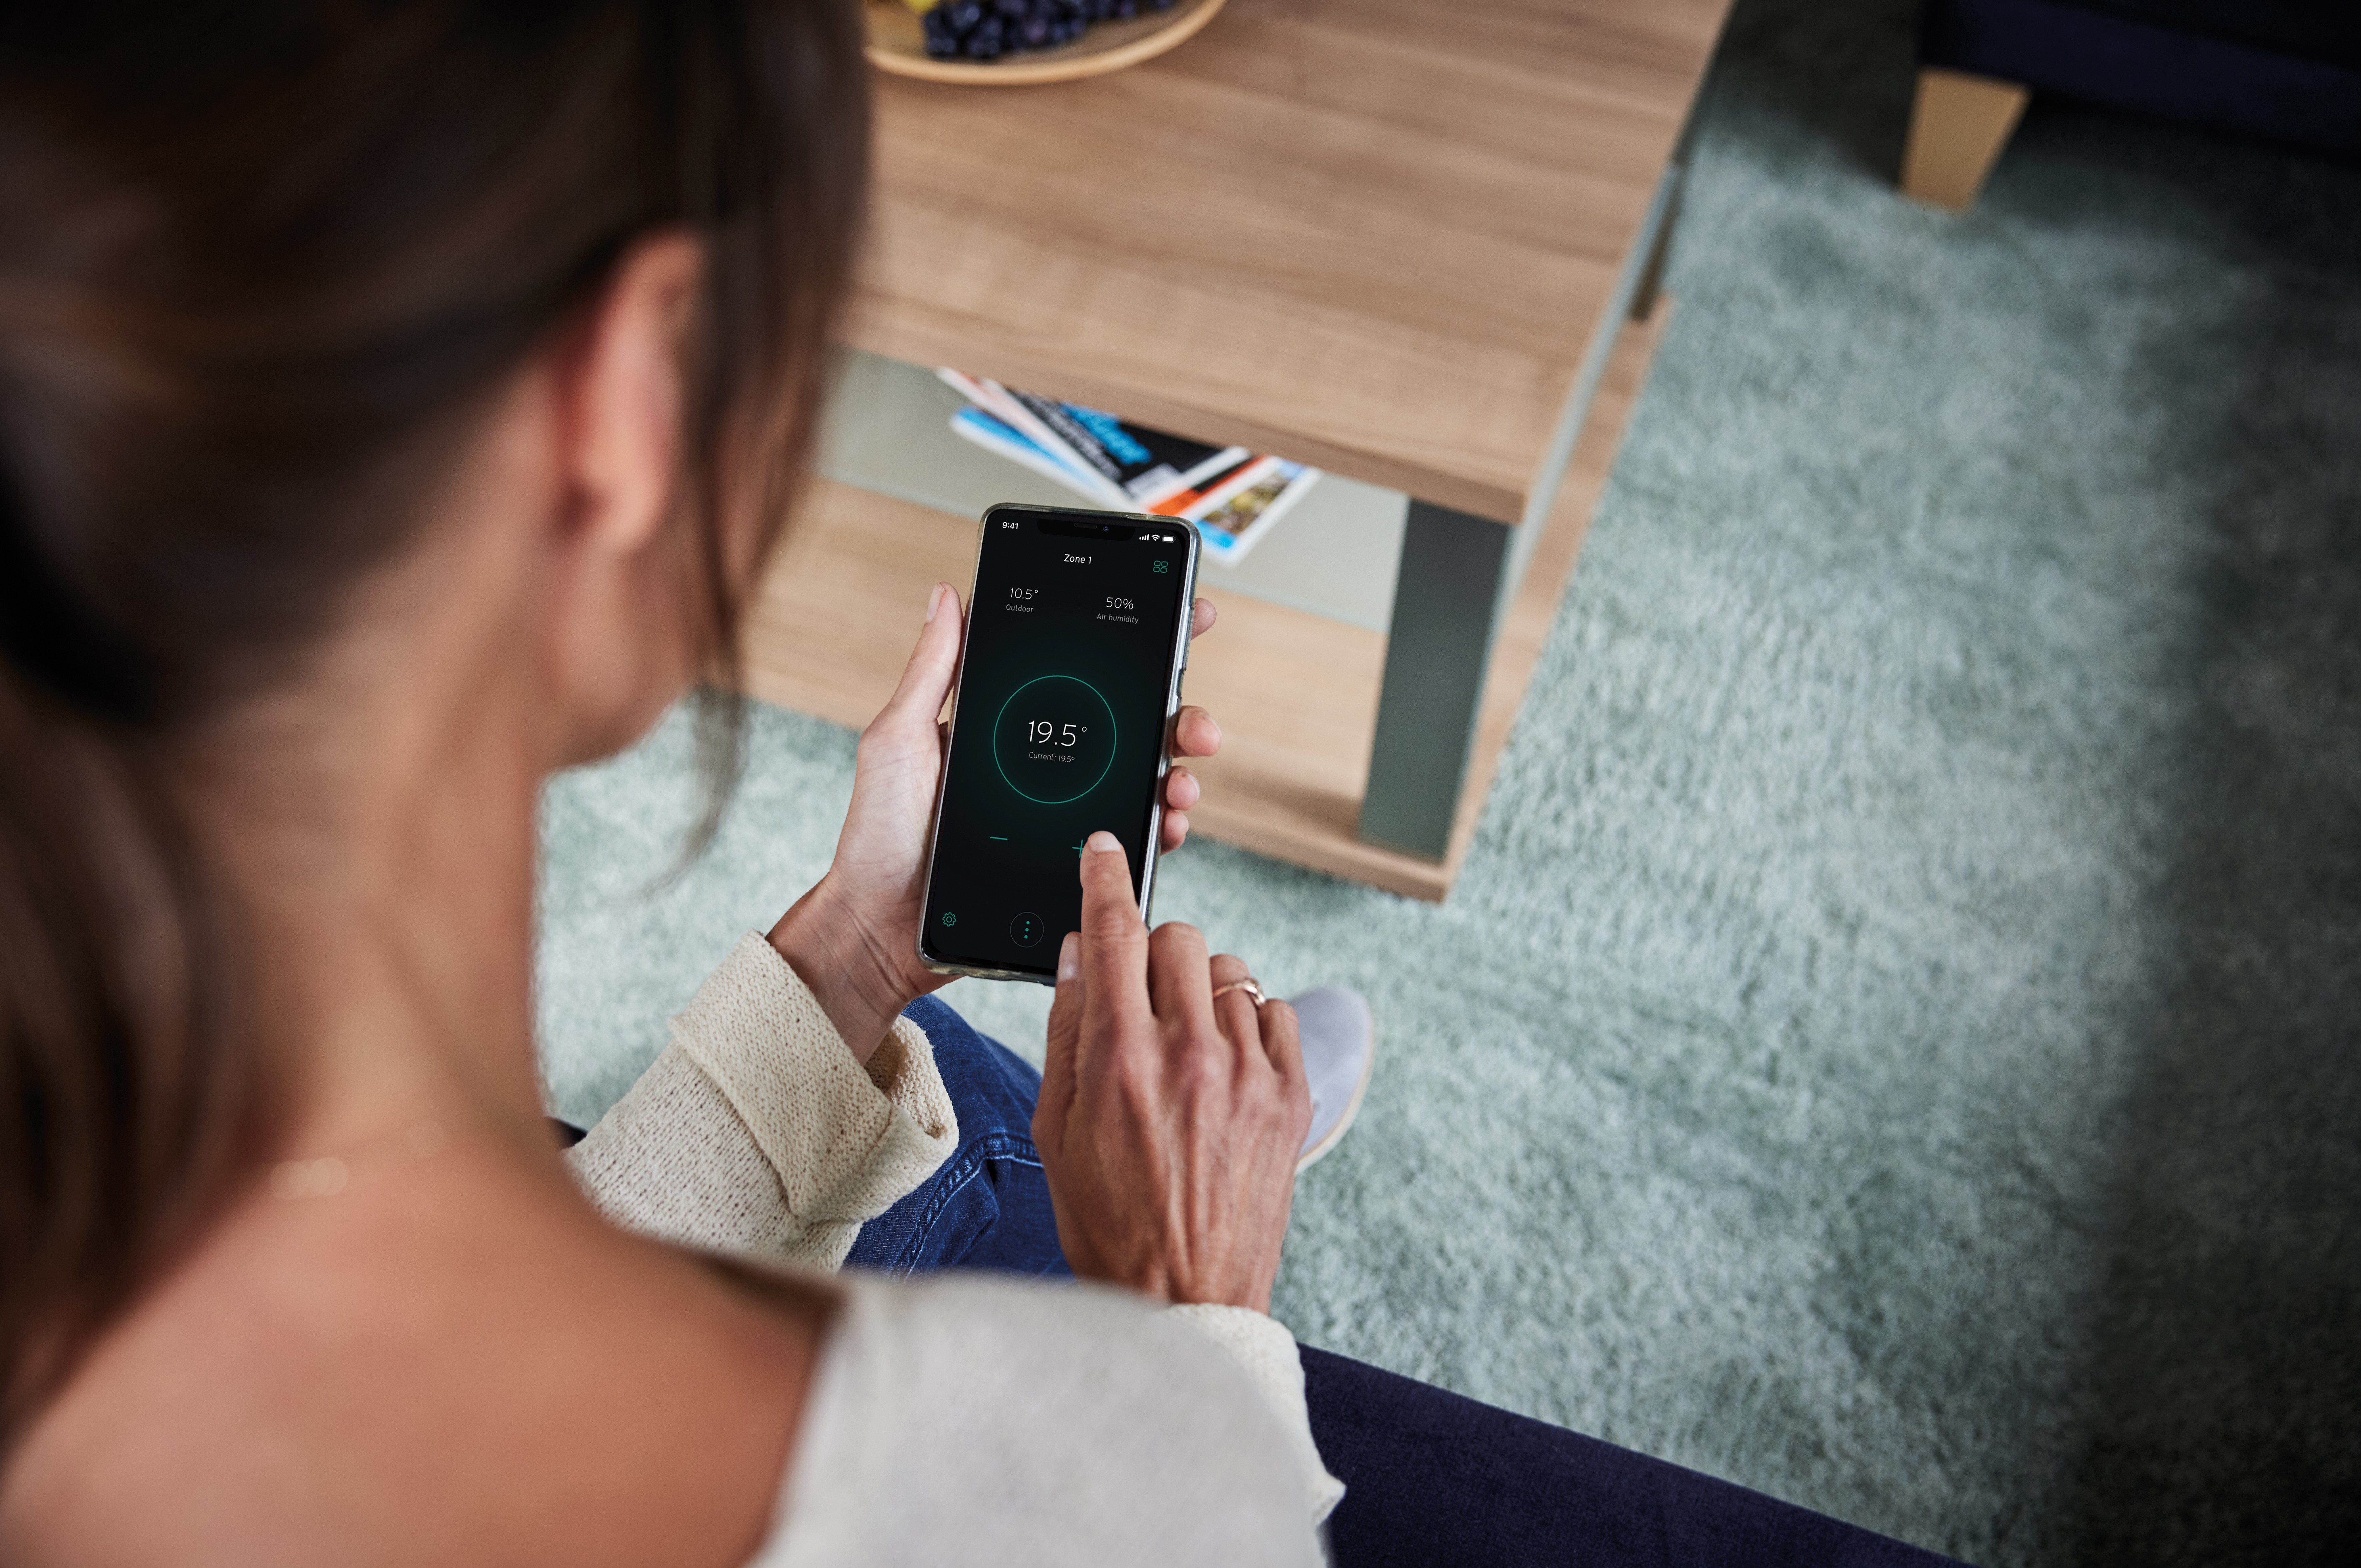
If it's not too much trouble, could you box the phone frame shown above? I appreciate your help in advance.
[916,501,1203,985]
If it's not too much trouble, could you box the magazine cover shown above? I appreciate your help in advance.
[936,368,1127,506]
[948,407,1109,500]
[1037,399,1248,510]
[1144,453,1272,517]
[1186,461,1322,564]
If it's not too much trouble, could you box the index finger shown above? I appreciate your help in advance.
[1076,830,1151,1037]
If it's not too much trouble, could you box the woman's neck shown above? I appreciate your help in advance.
[206,589,559,1166]
[191,357,689,1171]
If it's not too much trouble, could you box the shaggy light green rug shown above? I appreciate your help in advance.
[536,2,2361,1561]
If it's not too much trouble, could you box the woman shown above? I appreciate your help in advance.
[0,5,1972,1564]
[0,1,1341,1561]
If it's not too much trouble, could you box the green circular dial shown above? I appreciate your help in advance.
[992,674,1118,805]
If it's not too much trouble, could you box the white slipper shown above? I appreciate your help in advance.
[1290,986,1373,1172]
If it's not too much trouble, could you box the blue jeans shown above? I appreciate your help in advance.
[842,995,1070,1278]
[849,999,1961,1568]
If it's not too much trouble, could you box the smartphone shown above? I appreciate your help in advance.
[918,502,1202,984]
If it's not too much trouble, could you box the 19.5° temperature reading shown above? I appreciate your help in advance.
[992,674,1117,806]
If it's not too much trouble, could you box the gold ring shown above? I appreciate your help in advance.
[1211,978,1266,1007]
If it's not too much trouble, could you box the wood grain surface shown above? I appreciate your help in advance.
[847,0,1730,523]
[746,302,1668,899]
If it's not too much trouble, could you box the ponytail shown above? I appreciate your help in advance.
[0,657,267,1448]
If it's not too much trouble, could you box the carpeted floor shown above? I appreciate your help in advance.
[534,2,2361,1561]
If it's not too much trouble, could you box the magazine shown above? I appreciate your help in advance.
[1017,395,1248,510]
[1186,460,1320,564]
[949,406,1108,496]
[937,369,1126,507]
[939,366,1319,564]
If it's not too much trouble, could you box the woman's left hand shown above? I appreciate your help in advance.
[767,582,1223,1062]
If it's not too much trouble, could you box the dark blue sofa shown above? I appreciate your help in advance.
[1903,1,2361,208]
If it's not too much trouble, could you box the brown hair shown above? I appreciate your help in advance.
[0,0,868,1444]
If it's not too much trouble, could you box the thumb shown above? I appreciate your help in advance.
[879,583,962,730]
[1034,931,1084,1153]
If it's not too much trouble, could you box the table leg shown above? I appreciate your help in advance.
[1357,156,1683,867]
[1630,102,1699,325]
[1901,68,2027,213]
[1357,500,1514,861]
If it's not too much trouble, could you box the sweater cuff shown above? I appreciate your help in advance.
[672,932,959,1248]
[1165,1304,1346,1525]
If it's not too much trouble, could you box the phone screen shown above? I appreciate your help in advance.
[920,506,1197,980]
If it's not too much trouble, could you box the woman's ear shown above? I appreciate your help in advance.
[536,232,708,760]
[557,233,704,561]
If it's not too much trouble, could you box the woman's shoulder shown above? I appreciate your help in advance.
[5,1157,825,1568]
[753,1272,1322,1568]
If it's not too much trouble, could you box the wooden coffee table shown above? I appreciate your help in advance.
[747,0,1733,899]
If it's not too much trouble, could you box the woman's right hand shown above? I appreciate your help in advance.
[1032,832,1311,1313]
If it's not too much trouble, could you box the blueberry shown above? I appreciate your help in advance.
[1113,0,1138,19]
[993,0,1025,17]
[966,15,1004,56]
[946,0,983,32]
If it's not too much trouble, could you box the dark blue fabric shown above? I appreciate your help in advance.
[1301,1347,1965,1568]
[2024,2,2361,68]
[861,998,1964,1565]
[841,994,1071,1278]
[1921,0,2361,159]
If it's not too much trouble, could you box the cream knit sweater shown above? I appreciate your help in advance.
[564,932,1344,1530]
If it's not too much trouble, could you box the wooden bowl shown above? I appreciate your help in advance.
[864,0,1227,87]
